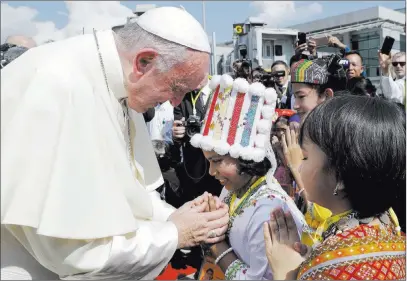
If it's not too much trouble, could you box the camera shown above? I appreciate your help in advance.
[324,53,350,80]
[234,44,252,80]
[259,70,286,87]
[182,115,202,137]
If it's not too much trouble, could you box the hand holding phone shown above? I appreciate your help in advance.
[381,36,395,56]
[298,32,307,45]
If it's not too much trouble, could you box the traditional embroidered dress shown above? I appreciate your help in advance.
[190,74,308,280]
[220,173,307,280]
[298,212,406,280]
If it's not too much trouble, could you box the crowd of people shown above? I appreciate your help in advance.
[1,5,406,281]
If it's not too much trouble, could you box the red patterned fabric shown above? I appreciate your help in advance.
[227,92,245,145]
[203,85,220,136]
[298,225,406,280]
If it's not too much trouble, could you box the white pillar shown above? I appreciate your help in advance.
[212,32,217,75]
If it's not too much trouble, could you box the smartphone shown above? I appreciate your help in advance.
[381,36,395,55]
[298,32,307,45]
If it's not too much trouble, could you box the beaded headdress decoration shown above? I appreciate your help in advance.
[190,74,277,162]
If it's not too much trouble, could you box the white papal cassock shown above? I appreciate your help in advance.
[1,30,179,280]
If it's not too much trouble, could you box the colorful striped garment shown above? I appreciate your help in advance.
[298,222,406,280]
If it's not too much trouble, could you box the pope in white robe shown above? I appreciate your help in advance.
[1,6,229,280]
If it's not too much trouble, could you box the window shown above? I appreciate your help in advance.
[262,40,273,59]
[275,45,283,56]
[351,31,380,77]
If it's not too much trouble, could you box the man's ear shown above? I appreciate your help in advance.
[132,49,159,77]
[325,88,334,98]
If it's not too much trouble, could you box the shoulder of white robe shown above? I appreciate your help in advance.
[1,39,154,239]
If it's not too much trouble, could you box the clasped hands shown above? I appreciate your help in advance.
[168,192,229,249]
[263,208,311,280]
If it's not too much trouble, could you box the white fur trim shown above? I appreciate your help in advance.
[255,134,267,148]
[240,147,252,161]
[200,136,215,151]
[220,74,234,89]
[264,88,278,105]
[252,148,266,162]
[214,142,230,156]
[229,144,243,158]
[256,119,271,134]
[249,82,266,97]
[261,105,275,120]
[209,75,221,90]
[233,78,250,93]
[190,134,203,148]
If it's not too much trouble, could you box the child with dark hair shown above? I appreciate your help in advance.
[271,116,295,197]
[264,96,405,280]
[190,75,307,280]
[347,76,377,97]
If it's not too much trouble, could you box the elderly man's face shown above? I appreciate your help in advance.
[127,50,209,113]
[393,55,406,79]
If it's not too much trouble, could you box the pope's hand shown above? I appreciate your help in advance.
[168,200,229,249]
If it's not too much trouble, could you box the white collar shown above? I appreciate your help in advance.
[95,30,127,100]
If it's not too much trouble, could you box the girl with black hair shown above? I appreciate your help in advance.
[190,74,307,279]
[263,96,406,280]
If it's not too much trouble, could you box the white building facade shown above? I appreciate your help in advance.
[289,6,406,93]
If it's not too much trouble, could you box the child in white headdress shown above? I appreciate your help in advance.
[190,74,308,280]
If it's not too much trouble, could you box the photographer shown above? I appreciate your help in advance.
[290,36,318,66]
[233,59,252,81]
[169,81,223,273]
[271,61,294,109]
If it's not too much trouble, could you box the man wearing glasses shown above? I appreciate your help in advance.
[379,51,406,105]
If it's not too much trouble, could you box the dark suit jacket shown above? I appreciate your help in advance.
[168,90,222,208]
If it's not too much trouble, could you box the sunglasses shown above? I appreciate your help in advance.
[392,62,406,67]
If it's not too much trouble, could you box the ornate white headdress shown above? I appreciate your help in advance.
[190,74,278,163]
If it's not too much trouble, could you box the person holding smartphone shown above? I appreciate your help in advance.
[379,50,406,105]
[289,33,319,66]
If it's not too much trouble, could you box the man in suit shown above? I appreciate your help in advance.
[271,60,294,109]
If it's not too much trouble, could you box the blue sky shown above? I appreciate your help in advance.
[2,1,405,43]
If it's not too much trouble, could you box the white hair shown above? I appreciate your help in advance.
[393,51,406,61]
[115,22,187,72]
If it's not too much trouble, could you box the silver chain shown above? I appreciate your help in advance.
[92,30,135,171]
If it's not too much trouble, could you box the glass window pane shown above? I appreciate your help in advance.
[368,67,379,77]
[369,38,380,49]
[359,40,369,49]
[401,35,406,52]
[275,45,283,56]
[266,46,271,57]
[369,49,378,59]
[359,50,368,60]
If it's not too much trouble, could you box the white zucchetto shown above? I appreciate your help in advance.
[136,6,211,53]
